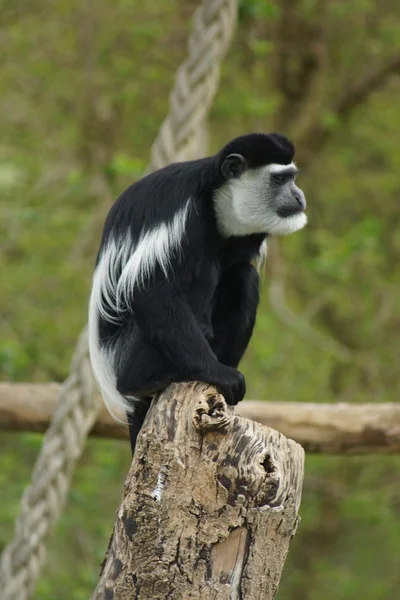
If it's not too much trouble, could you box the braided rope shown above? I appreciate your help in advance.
[0,1,238,598]
[147,0,237,170]
[0,328,96,598]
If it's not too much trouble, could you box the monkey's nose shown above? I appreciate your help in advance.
[294,190,306,211]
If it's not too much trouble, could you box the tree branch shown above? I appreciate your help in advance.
[335,53,400,118]
[267,238,353,363]
[298,52,400,164]
[1,382,400,454]
[271,0,328,132]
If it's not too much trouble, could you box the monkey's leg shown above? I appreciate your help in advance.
[116,331,187,399]
[115,290,245,406]
[127,397,152,456]
[211,263,260,368]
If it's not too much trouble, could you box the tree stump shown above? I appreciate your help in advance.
[92,382,304,600]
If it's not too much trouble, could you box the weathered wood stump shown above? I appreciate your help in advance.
[92,382,304,600]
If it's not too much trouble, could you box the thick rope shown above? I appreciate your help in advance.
[0,1,238,598]
[147,0,237,170]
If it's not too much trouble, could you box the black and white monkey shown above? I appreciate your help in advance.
[88,133,307,454]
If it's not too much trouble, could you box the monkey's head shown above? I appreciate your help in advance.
[214,133,307,237]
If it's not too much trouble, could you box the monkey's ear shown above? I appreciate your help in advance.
[221,153,247,179]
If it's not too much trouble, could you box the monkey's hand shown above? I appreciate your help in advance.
[211,262,259,368]
[195,364,246,406]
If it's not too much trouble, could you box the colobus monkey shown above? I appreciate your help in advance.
[88,133,307,454]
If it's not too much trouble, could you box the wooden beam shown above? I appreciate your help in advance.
[92,382,304,599]
[1,382,400,453]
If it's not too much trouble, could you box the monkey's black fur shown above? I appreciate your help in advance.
[91,133,299,454]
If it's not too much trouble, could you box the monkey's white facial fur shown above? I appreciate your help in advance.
[214,162,307,238]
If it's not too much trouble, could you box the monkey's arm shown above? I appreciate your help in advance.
[211,262,260,368]
[134,283,219,372]
[117,281,245,405]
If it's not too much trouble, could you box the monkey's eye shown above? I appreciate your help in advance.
[273,174,285,185]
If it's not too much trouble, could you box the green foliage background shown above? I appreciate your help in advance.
[1,0,399,597]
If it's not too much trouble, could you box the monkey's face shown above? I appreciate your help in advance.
[215,155,307,237]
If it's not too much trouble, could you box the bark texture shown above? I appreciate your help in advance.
[2,383,400,454]
[92,382,304,600]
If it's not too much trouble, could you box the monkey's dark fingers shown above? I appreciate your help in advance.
[224,371,246,406]
[235,371,246,402]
